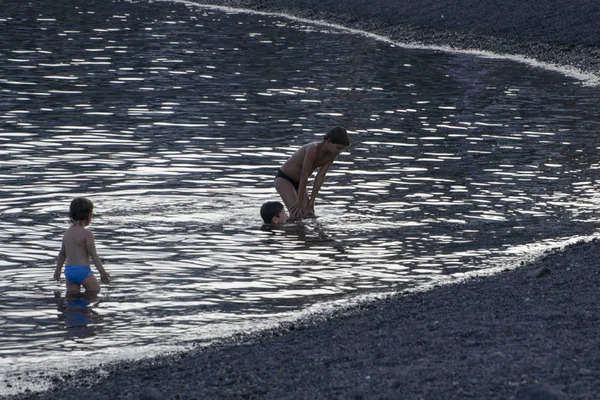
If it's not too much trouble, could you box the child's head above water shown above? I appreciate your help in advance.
[70,197,94,225]
[260,201,287,224]
[323,126,350,147]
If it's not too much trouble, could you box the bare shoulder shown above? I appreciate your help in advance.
[63,225,77,240]
[283,141,321,176]
[85,228,95,240]
[64,225,93,241]
[303,142,319,156]
[288,142,316,162]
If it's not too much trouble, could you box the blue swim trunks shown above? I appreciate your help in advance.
[64,265,92,285]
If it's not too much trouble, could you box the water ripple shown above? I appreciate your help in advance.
[1,0,600,394]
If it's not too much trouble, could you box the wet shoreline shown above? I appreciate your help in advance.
[14,239,600,399]
[202,0,600,81]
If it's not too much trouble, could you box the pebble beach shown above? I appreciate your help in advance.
[10,0,600,399]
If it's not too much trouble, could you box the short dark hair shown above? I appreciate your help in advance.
[260,201,284,224]
[324,126,350,147]
[70,197,94,223]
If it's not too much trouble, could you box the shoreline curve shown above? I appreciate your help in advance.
[195,0,600,85]
[13,239,600,399]
[10,1,600,398]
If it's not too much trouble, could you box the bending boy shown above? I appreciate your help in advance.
[275,126,350,219]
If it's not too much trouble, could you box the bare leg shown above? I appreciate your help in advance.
[81,274,101,293]
[82,291,99,303]
[275,177,298,215]
[65,281,81,294]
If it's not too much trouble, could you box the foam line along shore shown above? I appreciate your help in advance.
[198,0,600,84]
[15,240,600,399]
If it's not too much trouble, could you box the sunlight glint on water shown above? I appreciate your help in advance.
[1,0,600,394]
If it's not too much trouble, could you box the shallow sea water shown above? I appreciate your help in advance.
[1,0,600,394]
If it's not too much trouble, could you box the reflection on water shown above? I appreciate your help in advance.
[53,291,101,340]
[1,0,600,394]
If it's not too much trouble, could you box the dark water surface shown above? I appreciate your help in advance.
[1,0,600,393]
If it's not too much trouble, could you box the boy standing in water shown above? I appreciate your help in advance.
[54,197,111,293]
[275,126,350,219]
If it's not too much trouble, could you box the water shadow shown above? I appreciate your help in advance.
[53,291,102,340]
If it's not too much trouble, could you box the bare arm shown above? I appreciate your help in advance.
[291,146,317,217]
[308,159,334,211]
[54,241,66,281]
[86,231,110,284]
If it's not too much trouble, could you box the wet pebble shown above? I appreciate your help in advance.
[532,267,551,278]
[139,387,164,400]
[515,384,567,400]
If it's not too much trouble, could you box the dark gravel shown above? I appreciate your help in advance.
[12,239,600,399]
[9,1,600,399]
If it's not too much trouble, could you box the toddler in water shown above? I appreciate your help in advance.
[54,197,110,292]
[275,126,350,219]
[260,201,287,224]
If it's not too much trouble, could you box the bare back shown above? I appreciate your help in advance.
[280,142,337,181]
[62,225,93,266]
